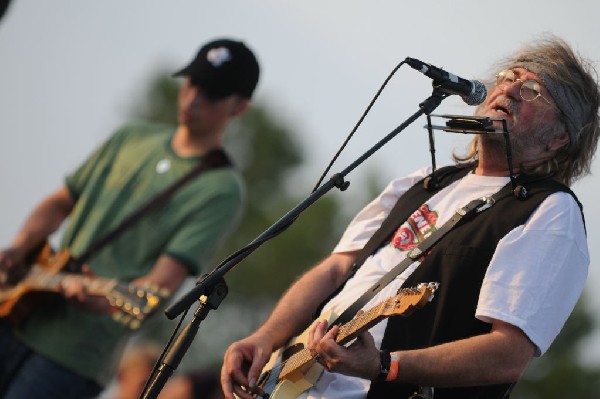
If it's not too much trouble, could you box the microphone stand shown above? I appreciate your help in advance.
[139,89,448,399]
[141,276,228,399]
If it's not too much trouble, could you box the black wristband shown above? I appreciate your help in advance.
[374,350,391,382]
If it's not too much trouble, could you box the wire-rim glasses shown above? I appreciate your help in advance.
[495,69,551,103]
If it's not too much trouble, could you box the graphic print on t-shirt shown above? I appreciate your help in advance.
[391,204,438,251]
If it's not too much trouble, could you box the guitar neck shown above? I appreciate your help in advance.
[28,266,118,296]
[279,296,399,380]
[334,302,387,345]
[0,244,170,331]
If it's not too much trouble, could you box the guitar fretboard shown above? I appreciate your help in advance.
[25,265,118,295]
[335,299,389,344]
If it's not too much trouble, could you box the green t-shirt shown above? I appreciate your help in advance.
[15,121,244,385]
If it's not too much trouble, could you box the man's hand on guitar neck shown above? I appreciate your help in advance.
[59,265,113,314]
[308,317,381,381]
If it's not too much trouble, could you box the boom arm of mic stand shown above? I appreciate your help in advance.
[165,90,447,320]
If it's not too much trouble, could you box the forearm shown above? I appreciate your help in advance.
[132,255,189,292]
[11,186,74,253]
[254,252,356,349]
[393,321,535,387]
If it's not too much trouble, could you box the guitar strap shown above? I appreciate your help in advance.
[314,165,471,321]
[68,148,232,270]
[331,189,496,327]
[342,166,472,285]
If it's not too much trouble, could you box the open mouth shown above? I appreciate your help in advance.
[493,104,511,116]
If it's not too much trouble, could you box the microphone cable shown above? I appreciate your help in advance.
[311,60,407,191]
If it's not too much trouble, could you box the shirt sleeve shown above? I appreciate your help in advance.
[476,192,589,356]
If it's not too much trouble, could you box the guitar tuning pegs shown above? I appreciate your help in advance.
[128,319,141,330]
[428,282,440,291]
[120,314,132,326]
[146,294,160,308]
[112,312,123,322]
[143,282,159,292]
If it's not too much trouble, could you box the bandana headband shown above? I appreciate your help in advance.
[518,61,587,150]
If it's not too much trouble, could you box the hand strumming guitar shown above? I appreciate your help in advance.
[221,331,275,399]
[0,246,28,287]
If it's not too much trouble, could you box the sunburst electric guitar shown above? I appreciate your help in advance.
[0,243,170,330]
[255,282,439,399]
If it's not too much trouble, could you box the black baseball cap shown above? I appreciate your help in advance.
[173,38,260,100]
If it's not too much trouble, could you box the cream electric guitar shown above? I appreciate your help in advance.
[255,282,439,399]
[0,243,170,330]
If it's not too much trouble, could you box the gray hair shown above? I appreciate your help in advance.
[454,35,600,186]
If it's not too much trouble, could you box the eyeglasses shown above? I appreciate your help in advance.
[495,69,551,103]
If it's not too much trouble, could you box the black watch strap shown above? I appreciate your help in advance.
[374,350,391,382]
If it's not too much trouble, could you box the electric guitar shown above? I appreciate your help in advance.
[255,282,439,399]
[0,243,170,330]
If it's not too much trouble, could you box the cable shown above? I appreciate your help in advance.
[312,61,406,192]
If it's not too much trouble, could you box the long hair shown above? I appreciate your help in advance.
[453,35,600,187]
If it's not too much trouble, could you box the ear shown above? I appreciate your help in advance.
[547,132,570,152]
[230,98,250,117]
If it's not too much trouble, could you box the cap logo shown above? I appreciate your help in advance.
[206,47,232,67]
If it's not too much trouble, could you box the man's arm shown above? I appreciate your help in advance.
[252,251,358,348]
[132,255,189,293]
[0,185,74,271]
[310,318,535,387]
[394,319,535,386]
[1,182,189,310]
[221,251,358,399]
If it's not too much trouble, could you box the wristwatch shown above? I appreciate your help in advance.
[374,350,391,382]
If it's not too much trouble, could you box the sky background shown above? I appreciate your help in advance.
[1,1,599,363]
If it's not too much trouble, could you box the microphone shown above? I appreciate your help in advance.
[405,57,487,106]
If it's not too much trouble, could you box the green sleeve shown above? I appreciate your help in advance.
[164,176,244,275]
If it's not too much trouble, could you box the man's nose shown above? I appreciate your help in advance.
[502,79,523,101]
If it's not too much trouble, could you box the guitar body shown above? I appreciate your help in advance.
[0,244,71,324]
[258,312,337,399]
[267,365,324,399]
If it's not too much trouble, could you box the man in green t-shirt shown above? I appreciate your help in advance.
[0,37,259,399]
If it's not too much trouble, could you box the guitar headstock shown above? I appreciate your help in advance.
[108,283,171,330]
[381,282,439,317]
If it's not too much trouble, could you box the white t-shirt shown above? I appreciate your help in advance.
[301,166,588,399]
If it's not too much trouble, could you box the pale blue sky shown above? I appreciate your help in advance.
[1,1,599,363]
